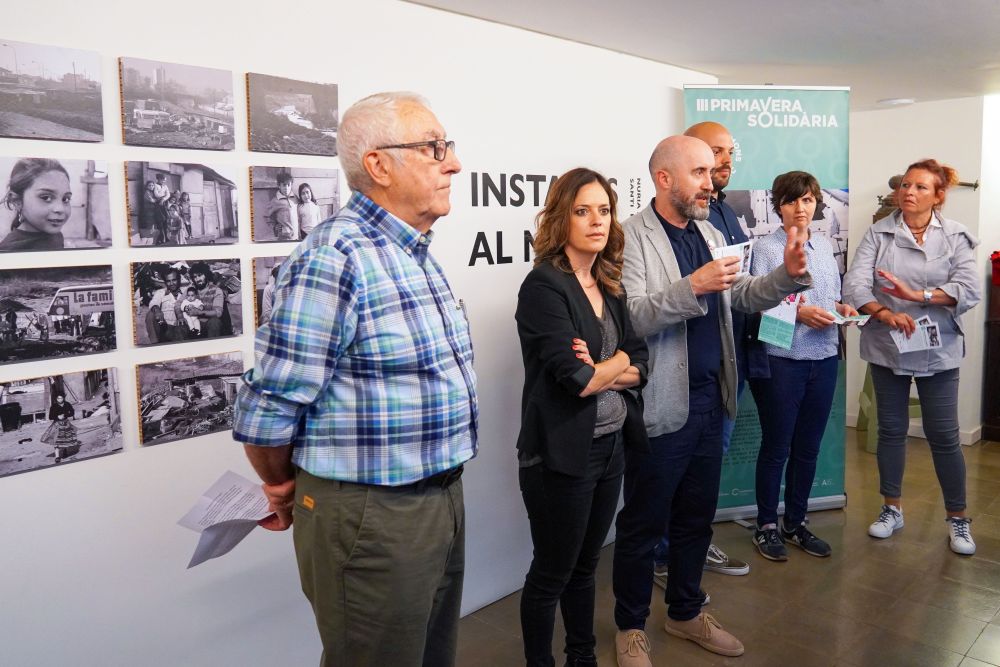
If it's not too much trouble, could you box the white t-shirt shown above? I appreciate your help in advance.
[148,288,181,325]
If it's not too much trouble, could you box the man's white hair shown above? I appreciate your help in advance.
[338,91,431,193]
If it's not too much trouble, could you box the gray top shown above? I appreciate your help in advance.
[594,304,627,436]
[842,210,981,374]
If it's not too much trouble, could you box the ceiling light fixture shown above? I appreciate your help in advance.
[876,97,916,106]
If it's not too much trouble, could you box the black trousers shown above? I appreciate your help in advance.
[519,430,625,666]
[613,407,723,627]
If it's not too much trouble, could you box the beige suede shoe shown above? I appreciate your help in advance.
[614,629,652,667]
[664,612,745,657]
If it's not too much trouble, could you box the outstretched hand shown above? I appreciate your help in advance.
[783,226,808,278]
[877,269,920,302]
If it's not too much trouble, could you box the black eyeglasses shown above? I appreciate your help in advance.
[375,139,455,161]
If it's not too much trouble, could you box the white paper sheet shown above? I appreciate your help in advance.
[890,319,942,353]
[711,240,753,275]
[178,470,271,568]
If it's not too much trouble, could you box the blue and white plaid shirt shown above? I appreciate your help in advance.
[234,192,478,485]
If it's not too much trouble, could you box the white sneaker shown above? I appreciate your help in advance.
[948,517,976,555]
[868,504,904,538]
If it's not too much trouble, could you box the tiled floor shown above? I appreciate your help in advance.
[457,429,1000,666]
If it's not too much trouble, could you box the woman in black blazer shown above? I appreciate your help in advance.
[515,167,649,667]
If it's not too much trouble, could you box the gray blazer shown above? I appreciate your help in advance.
[842,210,980,373]
[621,204,811,438]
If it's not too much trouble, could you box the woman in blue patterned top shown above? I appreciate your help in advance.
[749,171,857,562]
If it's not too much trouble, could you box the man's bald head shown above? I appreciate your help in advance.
[648,135,714,224]
[648,135,714,186]
[684,121,735,193]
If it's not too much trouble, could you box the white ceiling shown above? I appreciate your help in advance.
[409,0,1000,110]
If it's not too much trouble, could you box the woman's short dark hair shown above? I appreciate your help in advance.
[770,170,823,216]
[532,168,623,296]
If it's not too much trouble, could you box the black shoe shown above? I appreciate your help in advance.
[564,654,598,667]
[781,520,832,557]
[753,524,788,561]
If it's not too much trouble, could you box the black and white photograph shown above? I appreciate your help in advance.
[131,259,242,347]
[136,351,243,446]
[250,166,339,241]
[246,73,337,156]
[252,255,285,327]
[0,265,115,366]
[119,57,234,150]
[0,39,103,142]
[0,157,111,252]
[0,368,122,478]
[125,161,238,247]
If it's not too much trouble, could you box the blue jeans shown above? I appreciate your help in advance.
[870,364,965,511]
[749,355,838,527]
[652,383,743,567]
[613,407,723,626]
[519,431,625,666]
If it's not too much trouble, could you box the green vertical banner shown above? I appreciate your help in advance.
[684,85,849,517]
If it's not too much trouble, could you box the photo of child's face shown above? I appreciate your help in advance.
[278,181,293,196]
[301,187,313,203]
[19,170,72,235]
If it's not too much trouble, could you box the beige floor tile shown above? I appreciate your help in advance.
[459,431,1000,665]
[968,625,1000,664]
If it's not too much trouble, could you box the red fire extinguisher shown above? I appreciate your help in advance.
[992,250,1000,286]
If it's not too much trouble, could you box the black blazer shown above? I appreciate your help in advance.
[515,261,650,477]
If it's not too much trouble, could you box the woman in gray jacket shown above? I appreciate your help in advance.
[843,158,981,555]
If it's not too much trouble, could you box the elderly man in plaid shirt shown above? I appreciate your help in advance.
[234,91,477,667]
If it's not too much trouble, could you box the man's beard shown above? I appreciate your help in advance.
[670,186,710,221]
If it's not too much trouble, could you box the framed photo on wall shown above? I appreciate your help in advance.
[0,39,104,142]
[246,73,338,156]
[130,258,242,347]
[125,161,239,247]
[249,165,339,241]
[0,265,115,366]
[135,351,244,446]
[0,368,122,478]
[0,157,112,252]
[251,255,286,328]
[119,57,234,150]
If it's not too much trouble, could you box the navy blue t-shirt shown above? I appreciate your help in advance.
[652,201,722,412]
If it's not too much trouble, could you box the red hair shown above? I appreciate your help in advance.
[903,158,959,209]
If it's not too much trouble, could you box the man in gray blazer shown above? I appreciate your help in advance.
[612,135,810,666]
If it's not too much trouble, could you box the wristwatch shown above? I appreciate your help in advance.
[922,289,933,304]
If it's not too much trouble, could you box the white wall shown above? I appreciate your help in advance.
[0,1,713,664]
[979,96,1000,330]
[846,97,987,444]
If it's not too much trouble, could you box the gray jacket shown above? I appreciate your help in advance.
[621,204,811,437]
[842,210,980,373]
